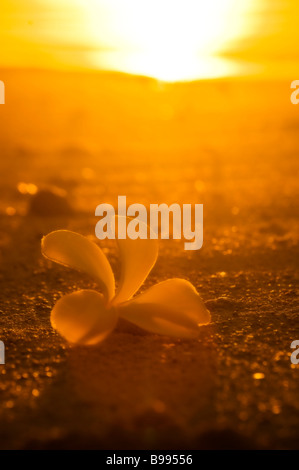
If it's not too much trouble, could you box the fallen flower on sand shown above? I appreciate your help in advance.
[41,217,210,345]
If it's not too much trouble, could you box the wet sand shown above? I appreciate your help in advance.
[0,70,298,449]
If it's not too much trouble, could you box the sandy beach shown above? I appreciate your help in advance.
[0,69,298,449]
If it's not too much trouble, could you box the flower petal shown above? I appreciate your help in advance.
[51,290,118,345]
[118,279,211,338]
[112,217,159,305]
[42,230,115,302]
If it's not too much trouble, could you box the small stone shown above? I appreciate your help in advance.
[28,188,73,216]
[253,372,265,380]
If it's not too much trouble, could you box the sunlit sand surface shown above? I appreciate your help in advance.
[0,69,298,449]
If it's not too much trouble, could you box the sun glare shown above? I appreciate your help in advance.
[76,0,256,81]
[1,0,257,81]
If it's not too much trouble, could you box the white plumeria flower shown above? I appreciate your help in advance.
[41,217,210,345]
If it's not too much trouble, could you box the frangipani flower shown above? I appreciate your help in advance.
[41,218,210,345]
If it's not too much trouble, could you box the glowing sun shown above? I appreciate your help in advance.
[77,0,255,81]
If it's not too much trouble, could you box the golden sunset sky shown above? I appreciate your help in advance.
[0,0,297,80]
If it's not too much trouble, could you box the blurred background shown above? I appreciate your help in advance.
[0,0,298,450]
[0,0,298,208]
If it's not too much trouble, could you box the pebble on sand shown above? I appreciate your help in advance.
[28,188,73,217]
